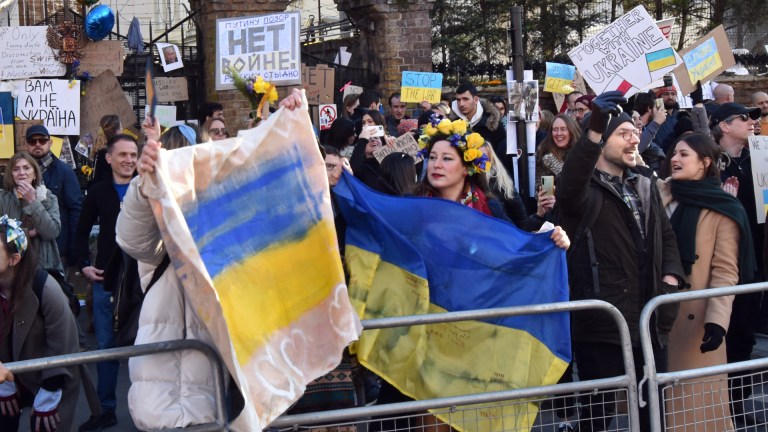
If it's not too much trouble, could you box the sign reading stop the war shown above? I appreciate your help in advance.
[319,104,336,131]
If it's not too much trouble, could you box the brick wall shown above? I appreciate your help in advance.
[716,75,768,105]
[335,0,434,103]
[188,0,291,133]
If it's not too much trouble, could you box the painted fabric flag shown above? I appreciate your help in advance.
[334,173,571,432]
[140,93,362,431]
[0,92,13,158]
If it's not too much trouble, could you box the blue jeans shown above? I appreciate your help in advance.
[93,281,118,412]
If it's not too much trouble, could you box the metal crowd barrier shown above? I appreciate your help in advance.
[639,281,768,432]
[271,299,640,432]
[4,339,228,432]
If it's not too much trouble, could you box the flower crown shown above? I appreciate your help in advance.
[0,215,27,257]
[416,115,490,175]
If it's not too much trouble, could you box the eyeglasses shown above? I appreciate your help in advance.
[615,129,640,142]
[325,163,338,172]
[724,114,749,123]
[209,128,227,136]
[26,138,49,145]
[572,108,588,114]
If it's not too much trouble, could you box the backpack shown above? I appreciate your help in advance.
[103,248,170,347]
[33,268,81,317]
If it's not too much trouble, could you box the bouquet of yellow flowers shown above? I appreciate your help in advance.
[225,67,279,122]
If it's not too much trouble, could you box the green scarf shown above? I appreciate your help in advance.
[669,177,756,282]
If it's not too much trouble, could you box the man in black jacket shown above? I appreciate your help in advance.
[74,134,138,431]
[450,82,509,174]
[556,91,684,432]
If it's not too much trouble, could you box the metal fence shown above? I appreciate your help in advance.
[640,281,768,432]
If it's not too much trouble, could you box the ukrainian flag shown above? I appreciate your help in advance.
[0,92,13,158]
[334,173,570,432]
[646,48,677,72]
[142,91,361,431]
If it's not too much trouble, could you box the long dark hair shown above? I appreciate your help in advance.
[660,132,721,180]
[378,152,417,196]
[324,118,356,151]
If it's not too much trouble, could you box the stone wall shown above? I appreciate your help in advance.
[187,0,291,132]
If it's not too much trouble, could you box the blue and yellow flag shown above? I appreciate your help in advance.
[141,92,361,431]
[334,173,570,432]
[0,92,13,158]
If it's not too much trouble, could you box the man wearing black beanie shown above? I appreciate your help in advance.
[556,91,685,432]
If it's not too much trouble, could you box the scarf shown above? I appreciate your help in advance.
[669,177,756,282]
[427,182,492,216]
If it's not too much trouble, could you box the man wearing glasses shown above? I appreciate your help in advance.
[557,91,684,432]
[711,103,765,426]
[24,125,82,271]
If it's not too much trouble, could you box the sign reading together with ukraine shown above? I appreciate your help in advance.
[568,5,680,98]
[334,173,571,432]
[141,91,361,431]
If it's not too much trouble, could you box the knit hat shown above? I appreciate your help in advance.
[601,112,634,142]
[656,85,677,97]
[574,94,595,109]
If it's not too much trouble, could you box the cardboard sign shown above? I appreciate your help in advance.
[568,6,680,98]
[153,77,189,102]
[0,26,66,80]
[373,133,423,163]
[544,63,576,94]
[656,18,674,41]
[319,104,336,131]
[302,64,335,105]
[215,12,302,90]
[13,120,43,153]
[400,71,443,103]
[749,135,768,223]
[78,40,125,77]
[81,70,137,138]
[16,79,80,135]
[672,25,735,96]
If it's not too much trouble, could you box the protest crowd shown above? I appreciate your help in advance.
[1,4,768,432]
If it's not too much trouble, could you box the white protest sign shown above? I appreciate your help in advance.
[342,84,363,100]
[319,104,336,131]
[216,12,301,90]
[16,79,80,135]
[145,104,177,127]
[157,43,183,73]
[568,6,680,98]
[373,133,423,163]
[749,135,768,224]
[0,27,66,80]
[656,18,674,41]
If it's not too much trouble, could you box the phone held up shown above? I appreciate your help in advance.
[368,125,385,137]
[541,176,554,197]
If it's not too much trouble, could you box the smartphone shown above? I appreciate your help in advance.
[663,75,673,87]
[368,125,385,137]
[541,176,554,197]
[655,98,664,110]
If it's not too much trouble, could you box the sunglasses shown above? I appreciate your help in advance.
[724,114,750,123]
[26,138,49,145]
[209,128,227,136]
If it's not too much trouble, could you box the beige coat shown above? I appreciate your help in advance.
[661,184,737,432]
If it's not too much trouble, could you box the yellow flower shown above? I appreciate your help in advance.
[437,118,452,135]
[423,123,438,136]
[451,119,467,136]
[466,133,484,149]
[253,76,268,94]
[464,148,482,162]
[418,135,430,148]
[267,86,278,102]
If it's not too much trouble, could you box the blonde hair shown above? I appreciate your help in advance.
[481,142,515,201]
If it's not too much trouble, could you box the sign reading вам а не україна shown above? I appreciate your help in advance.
[215,12,301,90]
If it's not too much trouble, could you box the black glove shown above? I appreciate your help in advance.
[700,322,726,353]
[589,91,627,135]
[690,81,704,105]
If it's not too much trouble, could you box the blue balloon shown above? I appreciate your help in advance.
[85,5,115,41]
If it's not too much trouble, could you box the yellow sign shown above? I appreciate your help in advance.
[544,77,574,94]
[684,37,722,84]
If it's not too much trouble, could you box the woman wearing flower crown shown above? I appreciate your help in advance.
[0,215,80,432]
[0,153,62,273]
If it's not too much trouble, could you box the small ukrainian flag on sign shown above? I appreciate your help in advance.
[763,189,768,217]
[646,48,676,72]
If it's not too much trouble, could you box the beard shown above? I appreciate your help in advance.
[664,100,679,111]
